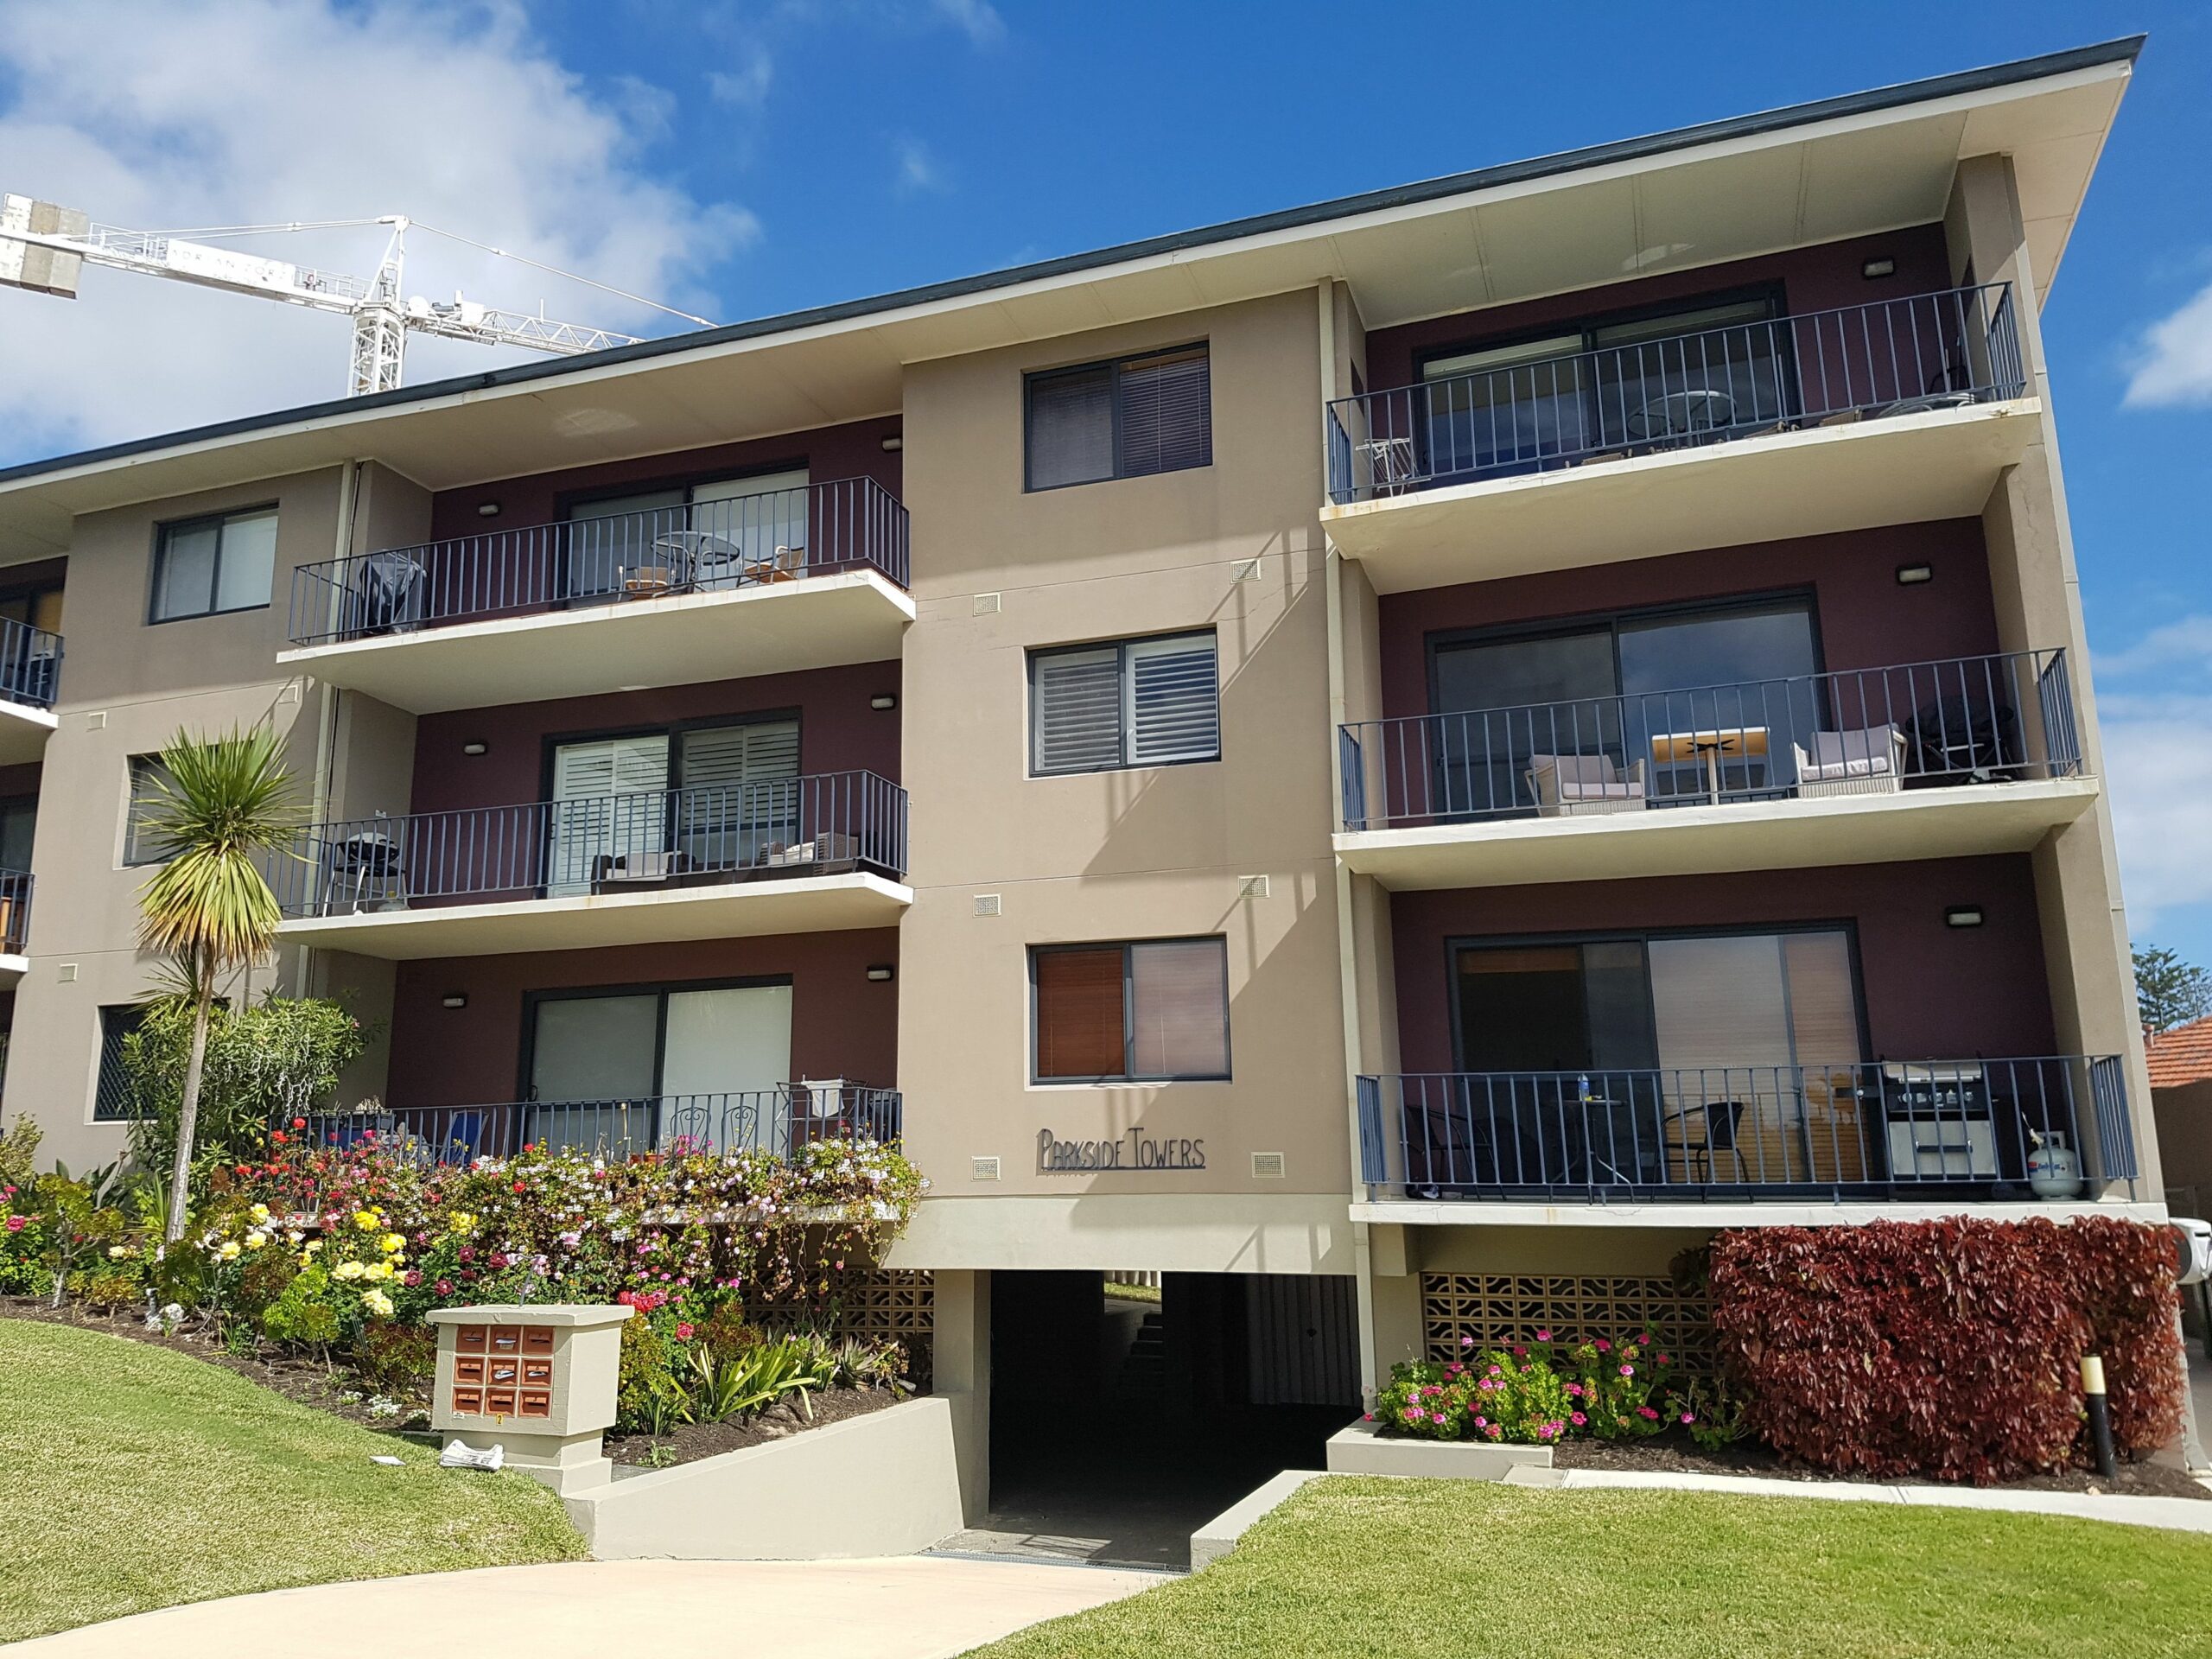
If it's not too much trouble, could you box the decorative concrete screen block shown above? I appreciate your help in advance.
[1421,1273,1716,1375]
[428,1304,631,1495]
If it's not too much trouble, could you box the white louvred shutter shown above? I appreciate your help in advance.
[1033,647,1124,773]
[1127,632,1219,765]
[679,720,800,866]
[548,735,669,895]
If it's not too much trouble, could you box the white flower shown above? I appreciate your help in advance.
[107,1244,128,1259]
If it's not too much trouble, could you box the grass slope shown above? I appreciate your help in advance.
[969,1477,2212,1659]
[0,1319,585,1642]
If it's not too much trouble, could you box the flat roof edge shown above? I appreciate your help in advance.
[0,35,2142,492]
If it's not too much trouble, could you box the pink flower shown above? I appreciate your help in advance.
[435,1279,454,1296]
[1638,1406,1661,1421]
[403,1270,422,1287]
[1472,1415,1487,1428]
[1595,1338,1611,1353]
[1656,1353,1670,1365]
[1511,1344,1527,1357]
[676,1322,695,1341]
[3,1216,23,1233]
[1565,1382,1583,1398]
[1571,1412,1587,1426]
[1535,1329,1553,1342]
[1485,1425,1503,1440]
[1487,1365,1503,1377]
[1681,1412,1695,1424]
[1620,1363,1635,1376]
[1459,1335,1474,1349]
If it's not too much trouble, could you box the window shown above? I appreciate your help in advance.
[0,794,34,871]
[94,1005,149,1121]
[563,467,810,599]
[1033,938,1230,1083]
[150,507,277,622]
[1031,632,1219,775]
[124,756,177,867]
[1026,345,1211,489]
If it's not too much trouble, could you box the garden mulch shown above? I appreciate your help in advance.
[1551,1427,2210,1501]
[1,1294,915,1470]
[603,1381,906,1468]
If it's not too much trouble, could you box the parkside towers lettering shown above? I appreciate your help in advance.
[1037,1127,1206,1173]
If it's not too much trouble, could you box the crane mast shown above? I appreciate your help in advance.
[0,198,662,396]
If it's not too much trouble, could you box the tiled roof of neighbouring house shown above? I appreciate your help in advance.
[2147,1015,2212,1089]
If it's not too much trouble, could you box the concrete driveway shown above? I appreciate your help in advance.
[12,1557,1166,1658]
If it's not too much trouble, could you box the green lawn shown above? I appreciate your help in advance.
[0,1319,586,1643]
[969,1477,2212,1659]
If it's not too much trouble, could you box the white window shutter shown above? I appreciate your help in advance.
[1033,648,1124,772]
[549,735,669,895]
[1127,633,1219,765]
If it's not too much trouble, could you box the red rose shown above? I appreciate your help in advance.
[291,1117,307,1129]
[270,1131,288,1145]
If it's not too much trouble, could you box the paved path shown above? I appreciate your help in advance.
[12,1557,1167,1659]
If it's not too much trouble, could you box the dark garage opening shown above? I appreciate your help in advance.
[957,1269,1359,1569]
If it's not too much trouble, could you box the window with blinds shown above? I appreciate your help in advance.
[1025,344,1211,490]
[677,718,801,865]
[1031,631,1219,776]
[124,756,178,867]
[1033,937,1230,1083]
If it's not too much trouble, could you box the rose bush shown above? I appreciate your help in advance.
[1372,1329,1696,1446]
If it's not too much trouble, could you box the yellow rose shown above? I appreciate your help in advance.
[302,1239,322,1255]
[448,1211,475,1234]
[249,1204,271,1224]
[353,1211,378,1232]
[361,1289,394,1319]
[217,1241,241,1261]
[244,1233,268,1251]
[333,1260,365,1281]
[380,1233,405,1254]
[107,1244,128,1259]
[365,1261,394,1281]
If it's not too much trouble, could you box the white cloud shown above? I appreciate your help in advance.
[2094,614,2212,936]
[893,137,949,195]
[2123,281,2212,407]
[931,0,1005,47]
[708,49,774,111]
[0,0,756,459]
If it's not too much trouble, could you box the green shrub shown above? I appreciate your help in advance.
[616,1315,676,1432]
[261,1264,343,1348]
[123,993,370,1172]
[351,1320,436,1392]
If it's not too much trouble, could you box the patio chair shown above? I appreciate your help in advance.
[1662,1098,1746,1184]
[1526,753,1647,817]
[1793,725,1909,798]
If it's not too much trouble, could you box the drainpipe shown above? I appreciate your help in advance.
[298,459,361,1000]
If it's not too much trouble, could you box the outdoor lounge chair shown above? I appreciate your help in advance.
[1526,753,1647,817]
[1793,725,1908,798]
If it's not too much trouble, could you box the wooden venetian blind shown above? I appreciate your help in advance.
[1034,947,1128,1079]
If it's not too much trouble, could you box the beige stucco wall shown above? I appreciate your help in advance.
[2,467,349,1168]
[894,290,1348,1251]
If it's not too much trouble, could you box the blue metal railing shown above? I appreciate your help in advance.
[1338,649,2076,831]
[0,616,62,710]
[1326,283,2025,504]
[0,868,29,954]
[287,476,910,646]
[291,1084,901,1166]
[270,770,907,916]
[1357,1057,2136,1202]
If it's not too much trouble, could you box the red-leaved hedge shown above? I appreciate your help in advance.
[1708,1215,2183,1484]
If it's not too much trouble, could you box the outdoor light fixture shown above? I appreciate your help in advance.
[1862,257,1897,279]
[476,501,502,518]
[461,740,488,756]
[866,964,895,982]
[442,993,469,1009]
[1896,563,1934,586]
[880,434,904,452]
[870,694,898,711]
[1945,906,1985,929]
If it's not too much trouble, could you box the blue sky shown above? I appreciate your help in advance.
[2,1,2209,968]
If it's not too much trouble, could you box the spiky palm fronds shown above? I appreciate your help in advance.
[135,727,300,964]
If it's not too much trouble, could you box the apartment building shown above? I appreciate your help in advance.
[0,38,2169,1516]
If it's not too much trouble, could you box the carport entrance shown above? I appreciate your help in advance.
[947,1270,1359,1569]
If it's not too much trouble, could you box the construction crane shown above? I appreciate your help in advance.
[0,198,713,397]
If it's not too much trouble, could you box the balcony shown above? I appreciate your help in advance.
[1337,650,2097,888]
[0,616,60,764]
[293,1084,899,1165]
[1356,1056,2140,1217]
[277,478,913,714]
[273,772,910,960]
[0,868,29,982]
[1324,286,2037,590]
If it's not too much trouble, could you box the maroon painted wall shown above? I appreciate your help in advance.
[386,927,900,1109]
[0,761,43,800]
[1363,226,1953,393]
[1389,855,2056,1072]
[426,415,903,541]
[1376,519,2002,721]
[410,659,903,813]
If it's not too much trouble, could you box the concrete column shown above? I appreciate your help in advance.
[931,1268,991,1522]
[1361,1223,1423,1395]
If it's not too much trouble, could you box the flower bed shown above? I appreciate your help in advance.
[1371,1329,1735,1451]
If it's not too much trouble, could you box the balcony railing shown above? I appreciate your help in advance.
[289,1084,900,1166]
[0,868,29,953]
[1339,650,2078,832]
[287,476,910,646]
[1326,284,2025,505]
[271,771,907,917]
[1357,1056,2137,1203]
[0,616,61,711]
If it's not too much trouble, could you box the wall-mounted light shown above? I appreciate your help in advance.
[441,993,470,1009]
[880,435,904,453]
[1944,906,1985,929]
[1895,563,1934,586]
[476,501,502,518]
[461,740,489,757]
[866,963,895,982]
[870,694,898,711]
[1862,257,1897,279]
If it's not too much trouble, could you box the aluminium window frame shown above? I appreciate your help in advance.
[1027,628,1221,779]
[1022,341,1212,493]
[1028,935,1233,1086]
[147,504,280,626]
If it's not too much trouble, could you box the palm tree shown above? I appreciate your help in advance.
[136,727,301,1243]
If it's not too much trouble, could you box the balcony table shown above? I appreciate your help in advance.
[1649,726,1770,804]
